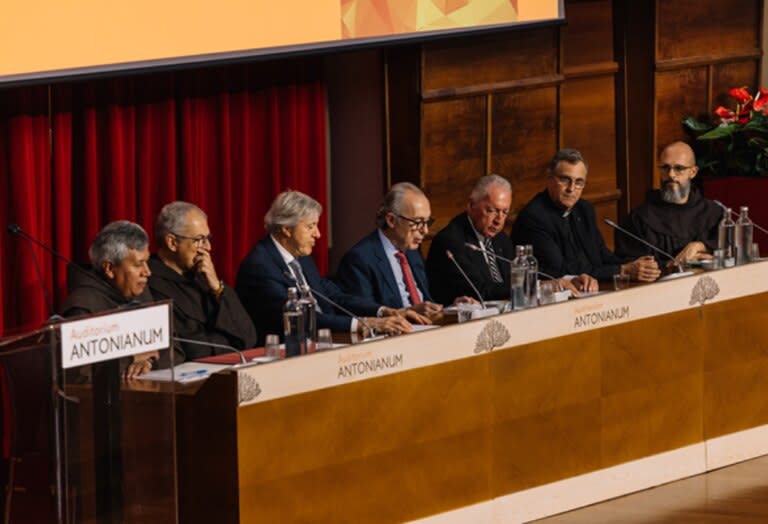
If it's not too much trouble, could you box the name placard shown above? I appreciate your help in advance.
[60,304,170,369]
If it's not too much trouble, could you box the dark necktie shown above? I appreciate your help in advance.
[484,238,503,283]
[394,251,422,306]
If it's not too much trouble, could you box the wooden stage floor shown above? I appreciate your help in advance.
[535,454,768,523]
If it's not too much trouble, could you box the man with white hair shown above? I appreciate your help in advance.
[149,201,257,361]
[615,141,722,266]
[235,190,419,344]
[426,174,516,305]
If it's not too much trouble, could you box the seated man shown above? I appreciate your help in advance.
[149,201,258,361]
[615,141,722,266]
[235,190,418,344]
[511,149,660,291]
[337,183,471,319]
[426,174,516,305]
[61,220,155,378]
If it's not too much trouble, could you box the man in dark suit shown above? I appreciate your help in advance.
[511,148,660,291]
[235,190,419,344]
[426,174,516,305]
[337,183,474,319]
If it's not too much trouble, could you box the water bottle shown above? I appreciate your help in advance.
[283,287,304,358]
[735,206,754,265]
[298,285,317,353]
[524,245,539,308]
[718,207,736,267]
[510,245,528,310]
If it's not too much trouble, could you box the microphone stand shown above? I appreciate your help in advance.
[445,250,486,309]
[174,337,247,365]
[604,219,686,274]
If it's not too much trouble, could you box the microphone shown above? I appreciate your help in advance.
[712,200,768,236]
[7,222,122,299]
[604,218,687,274]
[174,337,247,365]
[7,222,63,321]
[282,271,375,335]
[445,250,486,309]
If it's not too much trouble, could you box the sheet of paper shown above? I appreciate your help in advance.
[138,362,231,383]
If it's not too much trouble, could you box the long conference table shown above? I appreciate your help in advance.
[175,262,768,523]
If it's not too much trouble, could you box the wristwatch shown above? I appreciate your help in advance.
[213,280,225,298]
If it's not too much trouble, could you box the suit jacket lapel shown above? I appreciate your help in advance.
[406,249,431,301]
[263,237,295,287]
[371,234,402,307]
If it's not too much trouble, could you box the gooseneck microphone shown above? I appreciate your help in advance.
[7,223,60,321]
[6,222,122,298]
[604,218,685,273]
[445,250,486,309]
[283,271,375,335]
[712,200,768,236]
[174,337,247,365]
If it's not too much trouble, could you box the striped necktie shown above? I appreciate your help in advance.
[485,238,503,283]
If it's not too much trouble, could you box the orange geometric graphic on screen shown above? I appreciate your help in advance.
[341,0,519,38]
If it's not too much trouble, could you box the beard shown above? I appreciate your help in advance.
[661,180,690,204]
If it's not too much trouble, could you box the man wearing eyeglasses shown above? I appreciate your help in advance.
[235,190,421,345]
[149,201,257,361]
[337,183,471,319]
[512,148,660,291]
[426,174,517,305]
[615,141,722,266]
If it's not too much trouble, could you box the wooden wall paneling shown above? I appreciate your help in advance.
[614,0,655,216]
[711,61,761,109]
[386,46,422,187]
[420,96,487,228]
[421,29,559,93]
[560,76,618,197]
[562,0,615,69]
[654,67,709,175]
[491,87,559,215]
[656,0,761,62]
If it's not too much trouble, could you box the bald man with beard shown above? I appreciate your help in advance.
[615,141,723,267]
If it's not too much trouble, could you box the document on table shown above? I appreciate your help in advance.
[138,362,231,383]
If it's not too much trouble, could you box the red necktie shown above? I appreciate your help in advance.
[394,251,422,306]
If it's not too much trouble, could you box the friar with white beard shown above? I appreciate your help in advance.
[615,141,723,268]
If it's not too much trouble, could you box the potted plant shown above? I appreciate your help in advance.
[682,87,768,233]
[682,86,768,177]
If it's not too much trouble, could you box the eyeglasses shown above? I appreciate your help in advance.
[172,233,213,246]
[658,164,695,174]
[552,174,586,189]
[395,214,435,230]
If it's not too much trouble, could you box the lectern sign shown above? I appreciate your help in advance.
[60,304,170,369]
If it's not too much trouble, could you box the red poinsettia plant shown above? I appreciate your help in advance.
[683,86,768,177]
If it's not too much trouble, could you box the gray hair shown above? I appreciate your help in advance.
[549,148,589,173]
[265,190,322,234]
[469,174,511,203]
[376,182,425,229]
[155,201,207,240]
[89,220,149,270]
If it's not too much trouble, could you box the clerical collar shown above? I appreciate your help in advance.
[561,209,571,218]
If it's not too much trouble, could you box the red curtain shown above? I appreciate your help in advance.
[0,63,328,337]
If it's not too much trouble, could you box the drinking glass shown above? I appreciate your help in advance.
[264,334,283,359]
[539,281,556,305]
[751,242,760,261]
[317,328,333,350]
[613,274,630,291]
